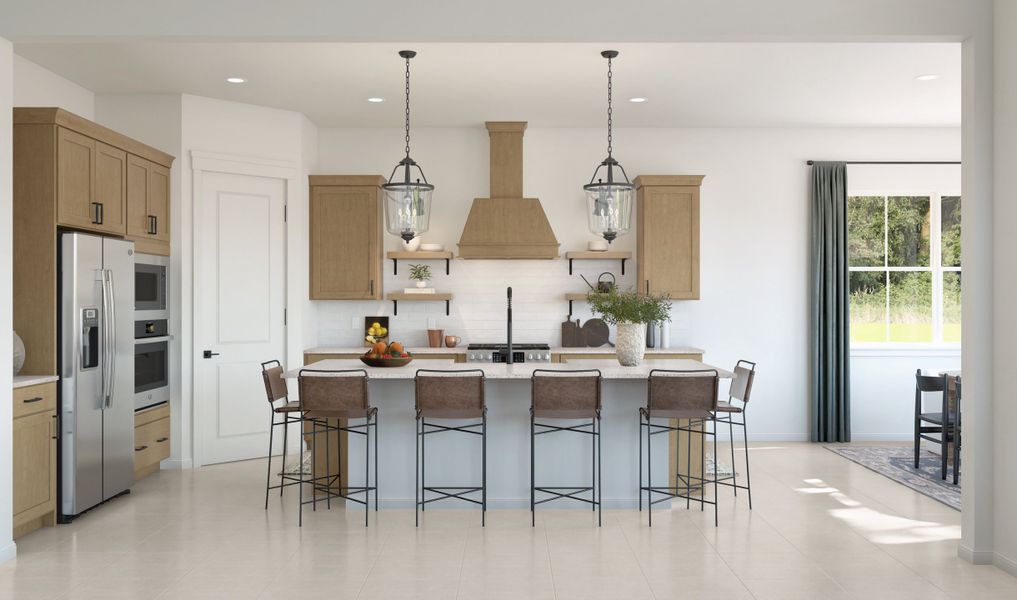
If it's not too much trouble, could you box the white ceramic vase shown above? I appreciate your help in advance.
[415,280,428,288]
[615,323,646,366]
[13,330,26,376]
[402,237,422,252]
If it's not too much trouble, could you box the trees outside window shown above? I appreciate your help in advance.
[847,193,961,345]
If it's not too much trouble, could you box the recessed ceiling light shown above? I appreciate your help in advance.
[367,97,385,103]
[225,77,246,84]
[629,97,647,103]
[915,74,940,81]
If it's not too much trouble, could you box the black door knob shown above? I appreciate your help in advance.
[203,350,220,359]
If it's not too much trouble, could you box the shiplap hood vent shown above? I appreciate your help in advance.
[457,122,561,259]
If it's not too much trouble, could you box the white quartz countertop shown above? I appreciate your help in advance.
[13,374,59,389]
[305,345,705,356]
[285,359,732,380]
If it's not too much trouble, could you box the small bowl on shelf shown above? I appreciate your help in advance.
[419,243,444,252]
[360,356,414,368]
[587,240,609,251]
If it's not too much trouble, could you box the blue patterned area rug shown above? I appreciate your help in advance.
[825,445,961,511]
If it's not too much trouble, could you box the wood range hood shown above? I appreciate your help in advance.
[457,122,561,259]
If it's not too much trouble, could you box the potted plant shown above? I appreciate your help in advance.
[408,264,432,289]
[587,288,672,366]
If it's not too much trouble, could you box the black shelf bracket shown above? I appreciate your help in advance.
[568,299,574,314]
[391,257,451,276]
[568,257,627,276]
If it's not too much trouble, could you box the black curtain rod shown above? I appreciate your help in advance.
[806,160,961,165]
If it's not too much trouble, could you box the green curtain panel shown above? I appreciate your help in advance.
[810,162,851,442]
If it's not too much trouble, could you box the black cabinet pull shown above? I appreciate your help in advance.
[370,279,374,295]
[156,437,169,443]
[22,396,43,403]
[135,445,148,452]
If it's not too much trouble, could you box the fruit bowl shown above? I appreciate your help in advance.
[360,356,414,368]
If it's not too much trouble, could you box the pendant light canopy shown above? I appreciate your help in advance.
[383,50,434,242]
[584,50,634,244]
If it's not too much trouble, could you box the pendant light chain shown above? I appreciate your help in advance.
[606,55,613,159]
[404,55,412,159]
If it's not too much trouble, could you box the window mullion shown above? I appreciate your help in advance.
[884,196,890,342]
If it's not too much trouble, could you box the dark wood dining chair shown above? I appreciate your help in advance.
[913,369,951,479]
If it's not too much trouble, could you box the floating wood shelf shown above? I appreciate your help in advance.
[564,251,631,275]
[386,292,453,316]
[386,251,454,275]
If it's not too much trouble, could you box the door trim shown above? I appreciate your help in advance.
[190,151,297,468]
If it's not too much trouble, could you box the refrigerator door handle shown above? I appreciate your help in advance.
[105,269,117,410]
[101,268,113,409]
[98,268,109,408]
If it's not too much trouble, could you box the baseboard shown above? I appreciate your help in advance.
[995,551,1017,577]
[0,541,17,565]
[958,544,995,565]
[160,458,193,470]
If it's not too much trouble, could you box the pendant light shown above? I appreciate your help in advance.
[584,50,634,243]
[383,50,434,242]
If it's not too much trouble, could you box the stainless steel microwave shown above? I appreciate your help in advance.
[135,253,168,319]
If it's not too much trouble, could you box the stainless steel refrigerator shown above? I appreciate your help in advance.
[59,232,135,519]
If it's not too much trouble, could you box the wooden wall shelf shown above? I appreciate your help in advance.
[386,250,454,275]
[565,292,608,313]
[564,250,631,275]
[386,292,453,316]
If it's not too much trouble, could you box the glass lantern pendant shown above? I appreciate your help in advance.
[383,50,434,242]
[584,50,634,243]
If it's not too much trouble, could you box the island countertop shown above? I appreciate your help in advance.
[304,345,706,356]
[285,358,731,380]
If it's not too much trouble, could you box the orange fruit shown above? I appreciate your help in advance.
[371,341,387,355]
[389,342,405,354]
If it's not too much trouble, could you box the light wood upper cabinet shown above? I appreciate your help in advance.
[12,382,57,539]
[636,175,704,300]
[309,175,385,300]
[56,127,96,230]
[55,128,127,235]
[127,154,171,253]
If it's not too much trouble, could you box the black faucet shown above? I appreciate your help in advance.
[506,286,513,364]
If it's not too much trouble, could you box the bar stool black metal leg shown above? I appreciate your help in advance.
[365,415,370,527]
[312,419,318,512]
[421,419,426,513]
[325,419,331,510]
[743,416,753,509]
[265,412,275,510]
[638,412,643,513]
[591,417,596,513]
[686,420,692,511]
[281,414,291,497]
[648,416,652,527]
[729,419,737,497]
[374,414,379,512]
[712,422,719,527]
[530,411,535,527]
[299,415,306,527]
[700,421,705,513]
[415,418,420,527]
[597,415,602,527]
[482,412,487,527]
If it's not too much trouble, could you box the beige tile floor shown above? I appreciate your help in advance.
[2,442,1015,599]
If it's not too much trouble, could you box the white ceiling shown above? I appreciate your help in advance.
[13,42,960,128]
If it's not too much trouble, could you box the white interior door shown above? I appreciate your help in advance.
[196,171,286,465]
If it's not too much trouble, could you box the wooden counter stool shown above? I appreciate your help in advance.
[640,369,720,526]
[297,368,378,527]
[414,369,487,527]
[530,369,602,527]
[712,360,756,508]
[261,360,302,509]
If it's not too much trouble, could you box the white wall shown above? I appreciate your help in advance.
[0,36,16,565]
[992,0,1017,575]
[314,126,960,441]
[12,54,94,118]
[93,93,185,466]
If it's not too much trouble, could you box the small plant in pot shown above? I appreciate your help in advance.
[408,264,432,288]
[587,288,672,366]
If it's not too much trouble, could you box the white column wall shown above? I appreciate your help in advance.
[0,35,16,564]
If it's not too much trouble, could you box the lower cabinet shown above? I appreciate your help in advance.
[135,403,171,480]
[13,382,57,539]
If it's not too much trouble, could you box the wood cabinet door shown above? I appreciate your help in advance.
[149,162,171,243]
[13,411,57,521]
[56,127,97,230]
[126,154,150,238]
[94,141,127,235]
[309,185,381,299]
[638,185,700,299]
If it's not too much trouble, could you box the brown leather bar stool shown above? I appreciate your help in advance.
[414,369,486,527]
[712,360,756,508]
[297,368,378,527]
[261,360,302,509]
[639,369,720,526]
[530,369,602,527]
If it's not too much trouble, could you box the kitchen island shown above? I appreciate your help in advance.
[283,358,731,509]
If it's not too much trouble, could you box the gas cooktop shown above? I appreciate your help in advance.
[466,343,551,363]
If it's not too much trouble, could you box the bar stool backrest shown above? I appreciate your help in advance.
[414,369,486,413]
[647,369,719,419]
[729,360,756,404]
[298,369,369,414]
[531,369,602,413]
[915,369,946,393]
[261,360,287,404]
